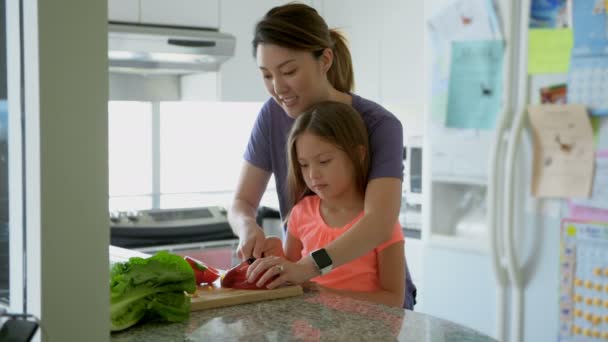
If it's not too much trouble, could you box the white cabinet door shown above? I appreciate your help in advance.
[321,0,425,107]
[140,0,219,28]
[320,0,382,102]
[108,0,139,23]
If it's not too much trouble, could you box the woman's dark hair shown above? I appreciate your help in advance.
[286,101,369,209]
[252,2,354,93]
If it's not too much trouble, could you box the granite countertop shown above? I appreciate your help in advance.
[111,292,496,341]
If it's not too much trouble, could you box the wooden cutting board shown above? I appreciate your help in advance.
[190,283,303,311]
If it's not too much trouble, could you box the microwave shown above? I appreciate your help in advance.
[403,135,422,206]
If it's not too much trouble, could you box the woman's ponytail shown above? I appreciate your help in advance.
[328,29,354,93]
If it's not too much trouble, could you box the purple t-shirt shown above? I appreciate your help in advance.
[244,94,404,219]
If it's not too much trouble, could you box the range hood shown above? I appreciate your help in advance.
[108,22,236,75]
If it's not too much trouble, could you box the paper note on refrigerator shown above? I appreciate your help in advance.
[527,29,573,74]
[446,40,504,129]
[427,0,502,124]
[528,104,595,198]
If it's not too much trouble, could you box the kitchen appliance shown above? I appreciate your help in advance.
[420,1,608,342]
[108,22,236,75]
[110,206,238,270]
[110,206,236,248]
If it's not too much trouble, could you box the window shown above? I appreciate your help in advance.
[108,102,153,211]
[108,101,277,212]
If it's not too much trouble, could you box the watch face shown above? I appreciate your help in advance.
[312,248,332,269]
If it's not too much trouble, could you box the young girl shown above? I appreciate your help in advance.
[250,101,405,308]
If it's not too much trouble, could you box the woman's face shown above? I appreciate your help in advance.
[256,43,332,118]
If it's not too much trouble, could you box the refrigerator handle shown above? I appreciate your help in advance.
[487,95,509,342]
[503,0,532,341]
[503,105,528,342]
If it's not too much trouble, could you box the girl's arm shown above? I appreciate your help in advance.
[228,161,272,259]
[296,177,402,280]
[317,241,405,308]
[284,232,304,262]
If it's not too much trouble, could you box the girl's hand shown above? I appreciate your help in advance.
[246,256,320,289]
[236,224,266,260]
[261,236,286,258]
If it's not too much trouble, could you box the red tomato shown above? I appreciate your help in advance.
[221,258,276,290]
[184,256,220,284]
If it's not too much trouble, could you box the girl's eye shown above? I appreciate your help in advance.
[299,164,308,168]
[320,159,331,165]
[283,69,296,76]
[263,74,272,80]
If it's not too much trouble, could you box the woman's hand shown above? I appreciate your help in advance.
[246,256,320,289]
[236,223,266,260]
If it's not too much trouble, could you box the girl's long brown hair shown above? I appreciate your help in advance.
[286,101,369,217]
[252,2,354,93]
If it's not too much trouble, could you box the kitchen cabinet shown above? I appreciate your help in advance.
[108,0,219,29]
[140,0,219,29]
[108,0,139,22]
[218,0,313,102]
[320,0,425,109]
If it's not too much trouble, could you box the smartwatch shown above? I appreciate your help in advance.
[311,248,333,275]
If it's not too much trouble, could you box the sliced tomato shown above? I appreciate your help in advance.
[184,256,220,284]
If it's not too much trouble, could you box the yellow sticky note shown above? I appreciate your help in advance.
[567,224,577,236]
[528,28,573,74]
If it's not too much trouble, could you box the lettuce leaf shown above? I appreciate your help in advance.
[110,251,196,332]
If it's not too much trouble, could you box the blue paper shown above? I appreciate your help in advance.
[571,0,608,55]
[530,0,569,28]
[446,40,504,130]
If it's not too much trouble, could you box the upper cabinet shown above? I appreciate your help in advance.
[109,0,219,29]
[320,0,424,108]
[108,0,139,22]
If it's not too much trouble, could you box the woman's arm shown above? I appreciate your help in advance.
[228,161,272,259]
[295,177,402,280]
[316,241,405,307]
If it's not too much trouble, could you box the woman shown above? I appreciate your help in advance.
[227,3,416,309]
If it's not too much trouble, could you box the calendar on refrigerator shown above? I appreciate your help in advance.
[559,219,608,341]
[568,0,608,116]
[568,55,608,116]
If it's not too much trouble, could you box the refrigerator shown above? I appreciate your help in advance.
[419,0,608,342]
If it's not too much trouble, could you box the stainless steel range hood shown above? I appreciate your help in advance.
[108,22,236,75]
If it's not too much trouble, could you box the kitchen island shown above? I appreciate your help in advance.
[111,292,496,341]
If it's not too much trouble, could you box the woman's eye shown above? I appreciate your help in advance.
[263,74,272,80]
[299,164,308,168]
[283,69,296,76]
[320,159,331,165]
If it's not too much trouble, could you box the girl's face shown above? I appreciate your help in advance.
[256,43,332,118]
[295,131,358,202]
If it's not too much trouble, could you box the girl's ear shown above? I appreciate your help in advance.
[320,48,333,73]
